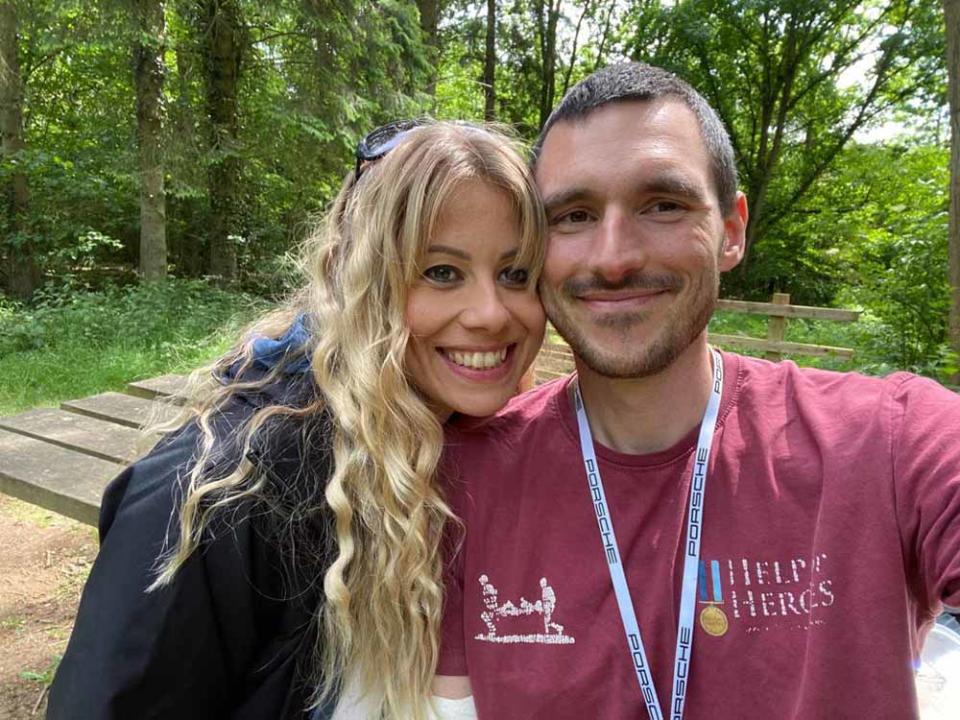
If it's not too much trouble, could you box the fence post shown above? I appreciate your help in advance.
[766,293,790,361]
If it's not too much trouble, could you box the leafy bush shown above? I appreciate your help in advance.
[0,279,266,415]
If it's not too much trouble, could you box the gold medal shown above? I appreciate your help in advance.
[699,605,728,637]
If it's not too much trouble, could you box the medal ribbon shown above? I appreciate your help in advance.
[573,348,723,720]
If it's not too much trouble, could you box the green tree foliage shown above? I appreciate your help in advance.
[789,143,954,375]
[2,0,430,291]
[0,0,954,378]
[623,0,946,298]
[1,1,136,287]
[434,1,621,131]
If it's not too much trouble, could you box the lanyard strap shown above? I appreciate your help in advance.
[573,348,724,720]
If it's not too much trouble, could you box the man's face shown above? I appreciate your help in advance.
[535,99,747,378]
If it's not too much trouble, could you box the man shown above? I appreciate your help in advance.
[434,62,960,719]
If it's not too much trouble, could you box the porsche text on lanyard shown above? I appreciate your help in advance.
[573,348,723,720]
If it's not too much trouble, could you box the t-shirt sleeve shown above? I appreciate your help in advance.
[437,515,468,676]
[47,424,264,719]
[890,375,960,613]
[437,440,471,677]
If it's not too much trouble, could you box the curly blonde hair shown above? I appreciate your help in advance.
[150,121,546,718]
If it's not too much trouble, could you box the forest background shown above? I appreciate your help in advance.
[2,0,960,416]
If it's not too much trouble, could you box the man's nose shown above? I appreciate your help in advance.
[460,280,511,333]
[590,210,646,283]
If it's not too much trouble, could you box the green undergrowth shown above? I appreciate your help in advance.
[709,310,958,382]
[707,310,860,373]
[0,279,267,417]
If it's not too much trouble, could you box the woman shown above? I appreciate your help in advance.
[48,120,546,720]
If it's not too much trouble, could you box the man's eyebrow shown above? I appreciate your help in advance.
[643,172,707,203]
[542,188,592,214]
[541,173,708,214]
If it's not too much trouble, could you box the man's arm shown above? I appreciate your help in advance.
[433,675,473,699]
[428,676,476,719]
[890,375,960,611]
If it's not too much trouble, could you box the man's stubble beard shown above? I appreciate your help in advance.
[541,263,720,380]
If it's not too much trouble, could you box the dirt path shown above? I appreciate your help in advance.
[0,495,96,720]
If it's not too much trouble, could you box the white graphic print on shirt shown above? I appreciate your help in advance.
[472,553,836,649]
[474,574,576,645]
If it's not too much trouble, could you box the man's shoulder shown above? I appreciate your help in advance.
[730,351,958,410]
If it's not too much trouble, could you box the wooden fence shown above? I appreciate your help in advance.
[534,293,861,383]
[713,292,860,361]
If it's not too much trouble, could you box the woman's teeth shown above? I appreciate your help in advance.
[446,348,508,369]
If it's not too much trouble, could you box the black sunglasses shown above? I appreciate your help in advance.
[354,119,425,180]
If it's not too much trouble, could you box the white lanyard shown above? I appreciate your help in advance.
[573,348,723,720]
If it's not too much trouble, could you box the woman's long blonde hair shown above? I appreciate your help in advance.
[150,121,546,718]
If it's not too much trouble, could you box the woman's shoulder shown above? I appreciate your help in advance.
[102,371,332,536]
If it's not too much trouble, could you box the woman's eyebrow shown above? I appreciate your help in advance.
[426,244,470,259]
[426,247,519,261]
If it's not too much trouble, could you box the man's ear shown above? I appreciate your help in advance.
[718,192,748,272]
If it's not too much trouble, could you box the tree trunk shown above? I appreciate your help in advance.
[593,2,614,72]
[135,0,168,281]
[417,0,440,95]
[200,0,243,285]
[536,0,560,130]
[0,1,39,299]
[561,2,590,98]
[483,0,496,120]
[945,0,960,381]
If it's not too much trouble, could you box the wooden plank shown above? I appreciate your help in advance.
[0,407,156,464]
[61,392,180,429]
[765,293,790,361]
[539,348,573,361]
[711,334,855,358]
[537,361,574,377]
[716,299,860,322]
[126,373,190,404]
[536,348,575,373]
[538,352,574,366]
[0,428,114,526]
[538,348,572,359]
[535,368,570,384]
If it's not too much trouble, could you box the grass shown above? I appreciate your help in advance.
[1,616,26,632]
[19,655,61,686]
[0,279,267,417]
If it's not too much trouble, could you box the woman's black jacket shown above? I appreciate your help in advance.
[47,375,336,720]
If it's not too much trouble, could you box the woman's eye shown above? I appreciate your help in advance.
[499,266,529,287]
[423,265,461,284]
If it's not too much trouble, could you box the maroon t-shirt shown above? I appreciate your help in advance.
[438,352,960,719]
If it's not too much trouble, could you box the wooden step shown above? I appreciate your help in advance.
[0,428,119,526]
[0,407,157,464]
[61,392,180,429]
[125,373,191,404]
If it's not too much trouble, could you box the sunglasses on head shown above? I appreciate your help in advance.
[354,119,425,180]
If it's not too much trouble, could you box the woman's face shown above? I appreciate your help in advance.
[405,179,545,420]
